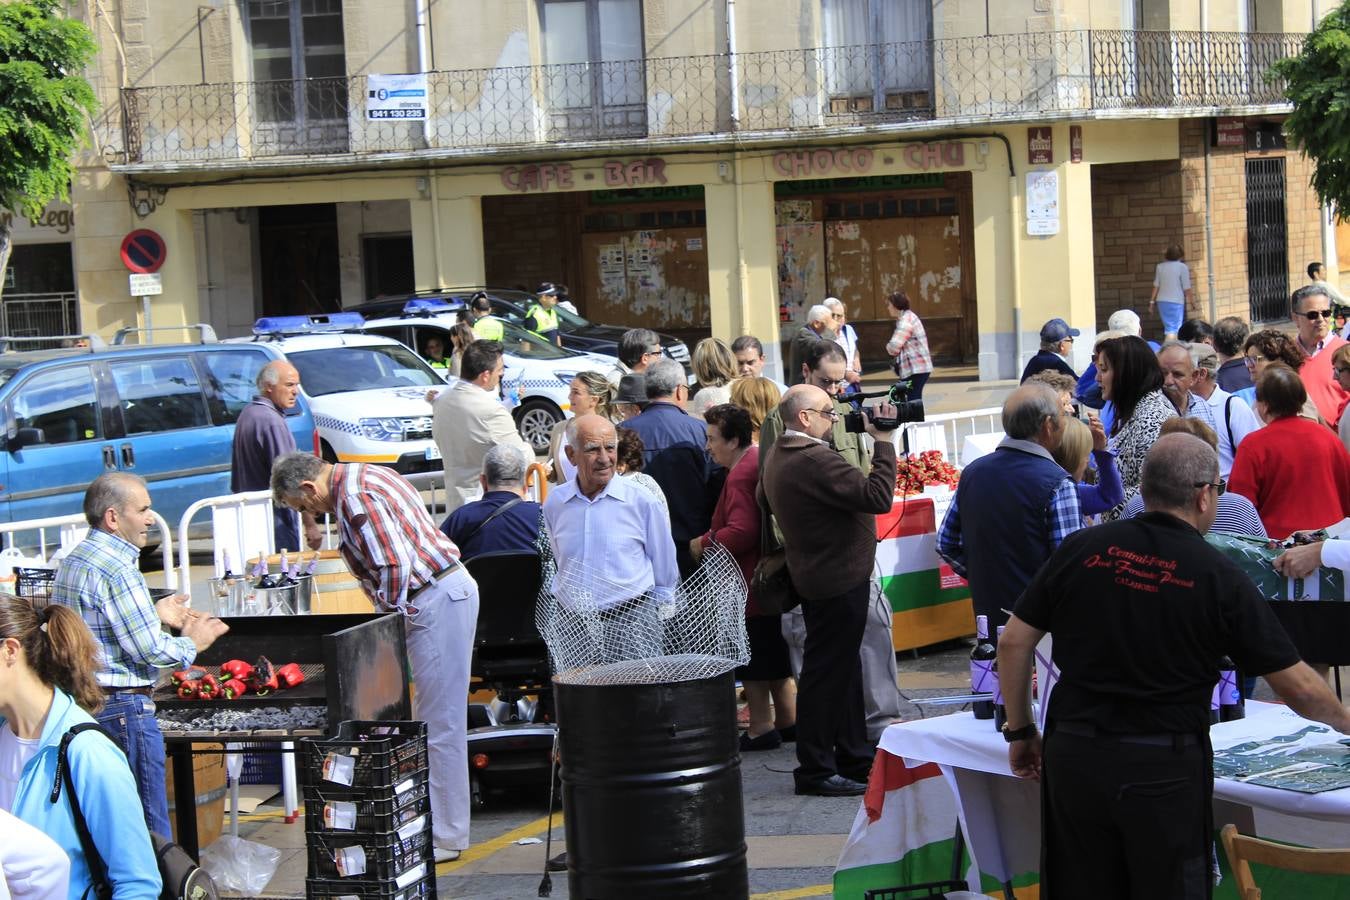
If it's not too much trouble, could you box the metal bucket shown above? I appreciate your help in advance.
[553,669,747,899]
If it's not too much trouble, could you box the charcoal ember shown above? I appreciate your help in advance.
[157,705,327,733]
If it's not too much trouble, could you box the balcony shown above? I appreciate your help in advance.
[108,29,1304,170]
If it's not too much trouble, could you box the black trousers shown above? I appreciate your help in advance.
[794,580,872,785]
[1042,727,1213,900]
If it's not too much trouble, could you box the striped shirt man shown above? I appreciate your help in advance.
[330,462,462,613]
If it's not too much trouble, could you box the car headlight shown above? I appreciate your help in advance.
[358,417,404,441]
[553,370,578,386]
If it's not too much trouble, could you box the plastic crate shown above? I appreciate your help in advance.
[240,745,283,786]
[304,778,431,833]
[15,568,54,602]
[305,872,437,899]
[306,818,432,882]
[863,881,972,899]
[304,721,428,791]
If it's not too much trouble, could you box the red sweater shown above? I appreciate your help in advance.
[1301,334,1350,429]
[699,447,763,614]
[1228,416,1350,539]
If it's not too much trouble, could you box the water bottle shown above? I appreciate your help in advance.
[1217,656,1245,722]
[992,625,1007,732]
[970,615,996,720]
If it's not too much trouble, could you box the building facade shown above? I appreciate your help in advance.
[25,0,1338,378]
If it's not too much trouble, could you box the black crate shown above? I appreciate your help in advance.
[304,778,431,834]
[863,881,971,899]
[304,721,427,791]
[305,872,437,899]
[307,821,433,883]
[15,567,54,602]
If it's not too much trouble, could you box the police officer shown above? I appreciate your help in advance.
[469,292,503,341]
[998,432,1350,899]
[526,282,562,346]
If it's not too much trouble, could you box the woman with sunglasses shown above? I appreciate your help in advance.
[1229,364,1350,540]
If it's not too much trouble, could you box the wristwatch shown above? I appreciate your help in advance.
[1001,722,1038,743]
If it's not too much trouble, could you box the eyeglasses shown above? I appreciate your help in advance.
[1194,479,1227,496]
[806,407,840,422]
[1300,309,1334,321]
[643,347,662,356]
[1243,354,1268,368]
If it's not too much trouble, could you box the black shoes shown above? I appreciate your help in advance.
[739,729,783,752]
[777,724,797,743]
[794,774,868,797]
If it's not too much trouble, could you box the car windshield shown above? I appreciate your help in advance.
[288,344,441,396]
[497,321,576,361]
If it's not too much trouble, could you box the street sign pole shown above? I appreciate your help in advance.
[127,271,164,337]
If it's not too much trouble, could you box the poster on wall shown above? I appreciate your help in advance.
[366,73,428,120]
[1025,171,1060,236]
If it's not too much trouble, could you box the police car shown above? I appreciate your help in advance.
[361,300,614,452]
[227,314,446,474]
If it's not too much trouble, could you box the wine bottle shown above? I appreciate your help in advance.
[992,625,1007,732]
[278,551,297,586]
[255,556,276,590]
[303,553,319,577]
[1217,656,1245,722]
[970,615,996,720]
[221,548,235,580]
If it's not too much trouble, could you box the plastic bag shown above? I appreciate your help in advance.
[199,834,281,895]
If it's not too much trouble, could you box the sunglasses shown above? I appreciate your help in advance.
[1193,479,1227,496]
[1301,309,1334,321]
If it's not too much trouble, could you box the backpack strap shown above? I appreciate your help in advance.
[459,496,526,550]
[50,723,118,900]
[1223,395,1236,452]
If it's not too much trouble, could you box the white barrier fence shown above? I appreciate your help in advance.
[0,511,177,589]
[895,406,1004,466]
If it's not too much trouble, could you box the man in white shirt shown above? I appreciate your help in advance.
[1191,343,1260,479]
[731,335,789,393]
[543,414,679,663]
[432,340,531,514]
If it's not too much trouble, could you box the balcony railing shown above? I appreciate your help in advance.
[110,29,1304,167]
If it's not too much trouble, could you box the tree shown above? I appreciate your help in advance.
[0,0,96,296]
[1270,3,1350,213]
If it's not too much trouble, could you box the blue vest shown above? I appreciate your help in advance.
[953,444,1070,625]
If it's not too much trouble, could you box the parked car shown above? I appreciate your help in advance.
[0,329,314,531]
[361,300,614,452]
[353,287,693,375]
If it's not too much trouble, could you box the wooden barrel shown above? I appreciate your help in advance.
[248,550,372,614]
[165,744,227,850]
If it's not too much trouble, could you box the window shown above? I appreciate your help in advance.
[108,357,209,434]
[246,0,347,150]
[540,0,645,137]
[201,350,271,425]
[12,366,100,445]
[821,0,932,115]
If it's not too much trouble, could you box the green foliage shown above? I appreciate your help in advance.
[0,0,97,222]
[1271,3,1350,212]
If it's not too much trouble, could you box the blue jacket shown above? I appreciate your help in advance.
[623,402,718,545]
[6,689,161,900]
[440,491,542,560]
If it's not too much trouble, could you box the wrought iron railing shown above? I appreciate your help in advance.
[0,293,80,338]
[109,29,1304,166]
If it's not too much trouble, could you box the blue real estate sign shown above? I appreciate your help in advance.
[366,73,428,120]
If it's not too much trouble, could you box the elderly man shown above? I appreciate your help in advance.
[1289,284,1350,428]
[432,340,530,514]
[1190,342,1260,479]
[1212,315,1255,393]
[440,443,542,560]
[608,328,663,385]
[272,452,477,863]
[761,385,898,796]
[937,383,1081,629]
[732,335,789,392]
[1020,318,1080,382]
[624,357,717,577]
[53,473,229,835]
[1156,340,1217,431]
[542,414,678,662]
[998,433,1350,897]
[231,359,319,552]
[788,305,836,386]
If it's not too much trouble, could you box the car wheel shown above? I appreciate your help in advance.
[319,439,338,464]
[515,400,562,453]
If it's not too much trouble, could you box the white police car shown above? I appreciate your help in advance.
[361,300,615,452]
[227,314,446,474]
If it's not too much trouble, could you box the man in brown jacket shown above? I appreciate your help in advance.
[760,384,899,796]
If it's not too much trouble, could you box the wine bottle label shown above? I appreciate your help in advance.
[970,660,994,693]
[991,670,1002,705]
[1217,670,1240,706]
[1210,682,1221,712]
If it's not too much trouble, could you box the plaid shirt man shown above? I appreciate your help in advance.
[330,463,462,613]
[52,527,196,687]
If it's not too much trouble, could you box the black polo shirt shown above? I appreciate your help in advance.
[1015,511,1299,734]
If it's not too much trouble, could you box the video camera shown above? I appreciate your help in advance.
[841,380,925,434]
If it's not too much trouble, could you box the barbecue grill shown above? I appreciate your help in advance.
[158,612,410,858]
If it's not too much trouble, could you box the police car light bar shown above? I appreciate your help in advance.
[253,312,365,335]
[402,298,457,316]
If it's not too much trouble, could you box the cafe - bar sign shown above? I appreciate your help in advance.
[501,157,670,193]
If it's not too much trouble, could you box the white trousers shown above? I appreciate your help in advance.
[405,566,479,850]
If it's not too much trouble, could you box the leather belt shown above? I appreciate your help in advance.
[102,685,154,697]
[1054,720,1202,748]
[407,561,461,604]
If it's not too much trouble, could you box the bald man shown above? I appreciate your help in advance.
[542,414,679,662]
[232,359,319,551]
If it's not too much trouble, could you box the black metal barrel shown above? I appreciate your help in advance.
[554,669,748,899]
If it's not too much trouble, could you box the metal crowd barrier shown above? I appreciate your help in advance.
[0,511,177,589]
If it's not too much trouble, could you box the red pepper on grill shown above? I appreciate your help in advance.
[221,678,248,700]
[250,656,278,696]
[276,663,304,689]
[197,674,220,700]
[172,667,207,684]
[177,680,201,699]
[220,659,255,680]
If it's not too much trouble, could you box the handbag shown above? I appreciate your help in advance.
[750,489,800,615]
[52,723,219,900]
